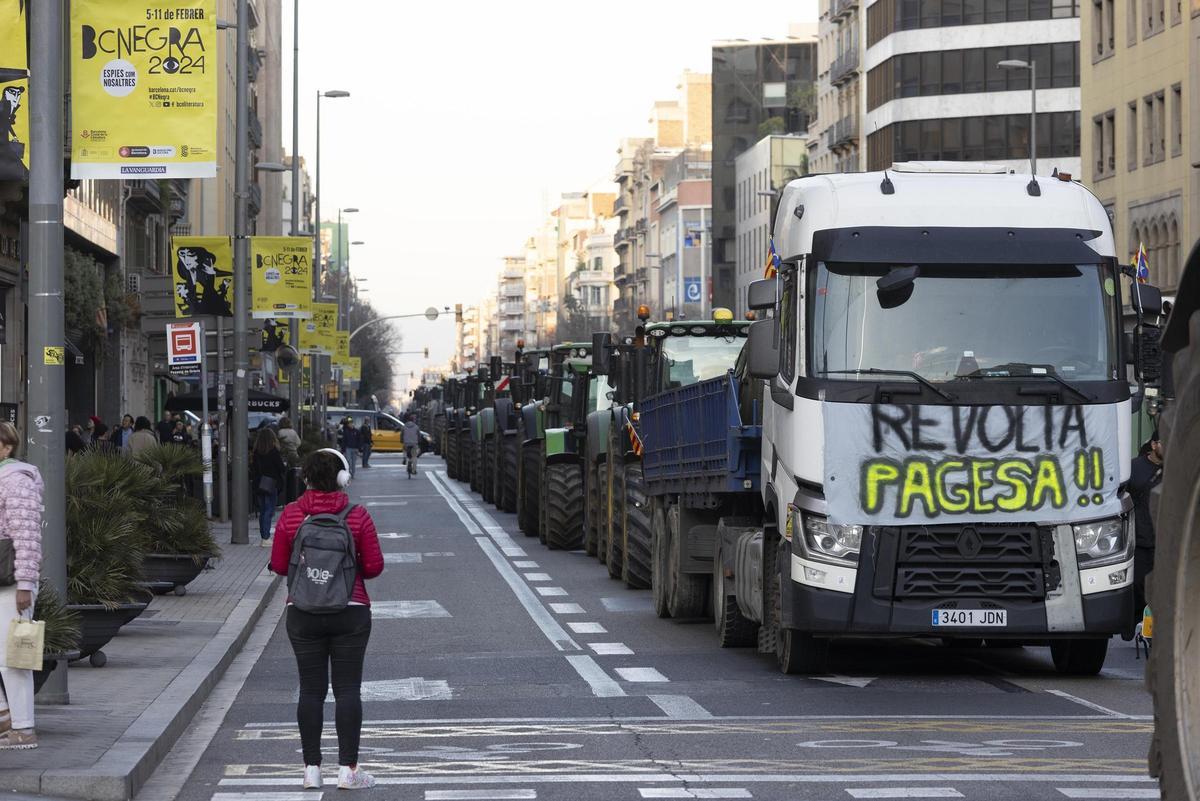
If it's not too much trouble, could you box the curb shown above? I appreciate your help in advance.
[32,569,282,801]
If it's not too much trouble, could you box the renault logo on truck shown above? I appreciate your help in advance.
[956,527,983,558]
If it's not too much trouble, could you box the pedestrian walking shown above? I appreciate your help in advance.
[403,415,421,478]
[127,416,158,456]
[339,418,360,479]
[277,417,301,465]
[114,415,135,451]
[0,422,45,750]
[251,428,287,547]
[358,421,373,469]
[65,426,85,455]
[156,414,174,444]
[269,449,384,790]
[81,417,97,447]
[170,420,192,447]
[1129,432,1163,632]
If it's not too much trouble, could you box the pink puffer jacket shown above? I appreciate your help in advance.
[0,461,44,592]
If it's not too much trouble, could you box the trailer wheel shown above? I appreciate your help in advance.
[597,462,609,564]
[606,462,625,579]
[652,503,673,618]
[1147,304,1200,799]
[622,464,653,590]
[585,463,600,556]
[713,544,757,647]
[544,462,585,550]
[518,443,541,538]
[1050,638,1108,676]
[667,504,708,618]
[481,437,495,504]
[500,434,519,513]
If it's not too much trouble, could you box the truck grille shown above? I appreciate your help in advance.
[890,524,1051,600]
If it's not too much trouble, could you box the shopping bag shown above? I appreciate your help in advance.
[4,618,44,671]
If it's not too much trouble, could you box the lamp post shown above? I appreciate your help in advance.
[314,89,350,432]
[997,58,1039,195]
[288,0,302,426]
[336,208,359,331]
[230,0,252,544]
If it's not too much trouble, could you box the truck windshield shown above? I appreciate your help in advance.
[660,335,745,389]
[810,262,1119,382]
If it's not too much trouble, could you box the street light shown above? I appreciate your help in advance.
[996,58,1040,196]
[336,208,359,331]
[313,89,350,431]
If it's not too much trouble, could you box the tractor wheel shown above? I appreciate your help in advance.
[500,434,519,513]
[652,502,672,618]
[518,443,541,538]
[622,464,653,590]
[585,462,600,557]
[597,461,609,564]
[545,462,585,551]
[667,503,708,619]
[606,461,625,579]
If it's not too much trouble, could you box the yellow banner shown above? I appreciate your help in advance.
[0,0,29,182]
[344,357,362,383]
[250,236,312,319]
[261,319,289,351]
[334,331,350,362]
[171,236,232,318]
[299,302,336,355]
[70,0,217,179]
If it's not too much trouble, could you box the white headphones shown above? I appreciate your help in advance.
[316,448,352,488]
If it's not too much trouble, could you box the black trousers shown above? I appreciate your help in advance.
[286,605,372,766]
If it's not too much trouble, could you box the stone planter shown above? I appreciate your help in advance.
[67,601,150,667]
[141,553,211,596]
[33,651,80,694]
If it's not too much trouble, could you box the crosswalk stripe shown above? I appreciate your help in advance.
[384,553,422,564]
[211,794,323,800]
[425,791,537,800]
[549,603,585,614]
[845,790,964,798]
[535,586,568,597]
[616,667,669,682]
[567,622,607,634]
[638,790,752,799]
[523,573,552,581]
[589,642,633,655]
[371,600,451,619]
[1056,791,1160,799]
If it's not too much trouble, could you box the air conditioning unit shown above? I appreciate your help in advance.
[126,272,142,294]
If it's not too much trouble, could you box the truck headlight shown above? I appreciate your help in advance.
[1073,518,1126,563]
[802,514,862,562]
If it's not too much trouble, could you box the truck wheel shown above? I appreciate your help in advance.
[1050,638,1109,676]
[468,435,481,493]
[606,463,625,579]
[652,503,672,618]
[1147,304,1200,800]
[769,538,829,673]
[597,462,609,564]
[500,434,519,513]
[585,463,600,556]
[668,504,708,618]
[519,443,541,538]
[622,464,653,590]
[459,431,472,484]
[713,544,757,647]
[545,462,585,551]
[481,438,495,504]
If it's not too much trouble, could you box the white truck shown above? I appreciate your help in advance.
[724,163,1145,675]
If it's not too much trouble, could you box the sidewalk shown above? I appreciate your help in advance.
[0,523,282,801]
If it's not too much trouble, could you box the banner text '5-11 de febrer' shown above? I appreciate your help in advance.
[70,0,217,179]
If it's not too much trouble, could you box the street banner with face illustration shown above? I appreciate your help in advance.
[0,0,29,182]
[171,236,232,318]
[299,302,336,355]
[250,236,312,319]
[260,319,288,351]
[70,0,217,179]
[822,402,1122,526]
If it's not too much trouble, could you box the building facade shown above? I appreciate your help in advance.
[812,1,865,174]
[1081,0,1198,293]
[863,0,1083,175]
[658,149,714,320]
[498,256,526,360]
[712,31,818,311]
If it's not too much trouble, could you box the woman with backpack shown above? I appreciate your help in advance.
[270,449,384,790]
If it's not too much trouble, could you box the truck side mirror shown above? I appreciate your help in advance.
[1134,324,1164,386]
[746,318,779,380]
[591,332,613,375]
[747,278,778,311]
[1130,283,1164,318]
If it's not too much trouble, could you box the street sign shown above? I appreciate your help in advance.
[684,277,702,304]
[166,321,203,377]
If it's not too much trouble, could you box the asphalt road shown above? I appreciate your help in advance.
[153,452,1159,801]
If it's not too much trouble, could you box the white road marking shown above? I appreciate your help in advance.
[424,552,457,557]
[535,586,568,597]
[813,675,877,688]
[549,603,585,614]
[513,561,539,569]
[371,600,451,619]
[366,501,410,507]
[211,794,324,800]
[639,790,752,799]
[222,775,1159,788]
[523,572,552,582]
[648,695,714,719]
[378,532,412,539]
[437,473,528,557]
[384,553,422,564]
[1056,791,1160,799]
[616,667,669,683]
[565,655,627,698]
[1046,690,1134,719]
[360,494,427,499]
[845,790,964,799]
[567,622,607,634]
[589,642,634,655]
[602,596,654,612]
[426,791,537,800]
[362,678,453,701]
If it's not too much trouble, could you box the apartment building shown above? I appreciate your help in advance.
[498,256,527,360]
[812,1,865,173]
[658,149,714,320]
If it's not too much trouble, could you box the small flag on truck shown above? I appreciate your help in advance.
[764,237,781,279]
[1134,242,1150,284]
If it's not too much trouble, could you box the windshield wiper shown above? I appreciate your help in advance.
[958,362,1094,402]
[819,368,955,401]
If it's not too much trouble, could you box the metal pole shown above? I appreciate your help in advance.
[28,0,67,705]
[700,207,709,318]
[231,0,250,544]
[314,91,322,434]
[1029,60,1037,178]
[288,0,301,428]
[337,208,343,330]
[217,318,229,522]
[200,324,213,517]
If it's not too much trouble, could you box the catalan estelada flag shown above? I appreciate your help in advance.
[1134,242,1150,284]
[627,420,644,457]
[764,237,781,279]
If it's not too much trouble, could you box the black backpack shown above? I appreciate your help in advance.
[287,505,359,614]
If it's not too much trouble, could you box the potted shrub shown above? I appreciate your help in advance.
[32,581,80,694]
[134,444,220,595]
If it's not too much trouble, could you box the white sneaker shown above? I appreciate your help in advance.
[260,537,273,548]
[303,765,322,789]
[337,765,376,789]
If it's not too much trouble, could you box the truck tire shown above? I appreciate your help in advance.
[545,462,585,551]
[766,536,829,673]
[596,462,609,564]
[585,463,600,556]
[519,443,541,538]
[713,543,757,647]
[667,504,708,618]
[606,462,625,579]
[622,464,653,590]
[445,428,459,480]
[1147,305,1200,799]
[481,437,495,504]
[652,503,672,618]
[459,430,472,484]
[500,434,519,513]
[468,435,481,493]
[1050,639,1108,676]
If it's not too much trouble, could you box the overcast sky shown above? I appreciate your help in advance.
[283,1,817,386]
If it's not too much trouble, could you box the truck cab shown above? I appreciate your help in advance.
[741,163,1135,674]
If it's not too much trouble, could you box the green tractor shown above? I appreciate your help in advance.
[515,349,552,536]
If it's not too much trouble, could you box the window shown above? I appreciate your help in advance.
[1093,109,1116,177]
[920,118,943,158]
[943,117,964,159]
[1171,84,1183,156]
[943,0,964,23]
[1093,115,1105,176]
[1144,95,1156,164]
[985,115,1006,159]
[920,51,942,93]
[921,0,942,24]
[986,0,1008,21]
[942,50,964,93]
[964,0,986,21]
[964,49,986,92]
[1128,0,1139,43]
[986,47,1008,91]
[1128,101,1139,170]
[780,269,798,383]
[867,113,1081,170]
[964,117,986,159]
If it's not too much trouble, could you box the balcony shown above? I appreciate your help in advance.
[832,0,858,18]
[248,183,262,219]
[249,111,263,149]
[830,48,859,86]
[613,194,628,215]
[832,116,859,151]
[614,228,632,250]
[126,179,161,212]
[501,320,524,333]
